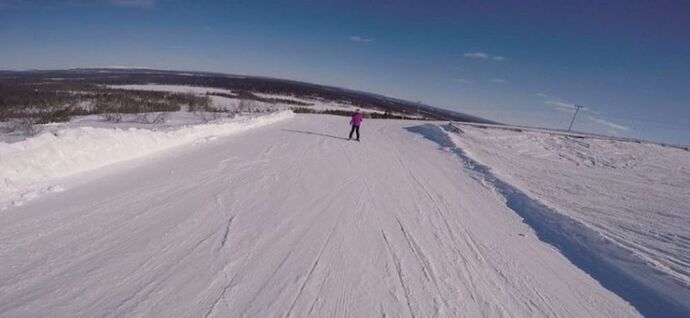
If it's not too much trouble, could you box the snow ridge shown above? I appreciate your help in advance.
[0,111,294,203]
[405,123,690,318]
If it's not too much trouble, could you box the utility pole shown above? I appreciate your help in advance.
[568,104,583,131]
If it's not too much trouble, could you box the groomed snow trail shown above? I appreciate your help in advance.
[0,115,639,317]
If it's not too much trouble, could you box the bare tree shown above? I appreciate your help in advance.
[9,110,40,136]
[237,98,255,114]
[103,98,123,123]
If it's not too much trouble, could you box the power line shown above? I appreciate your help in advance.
[457,106,690,130]
[602,116,690,128]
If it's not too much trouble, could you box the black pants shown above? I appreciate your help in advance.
[349,125,360,140]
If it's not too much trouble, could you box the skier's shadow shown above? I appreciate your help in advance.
[281,129,350,141]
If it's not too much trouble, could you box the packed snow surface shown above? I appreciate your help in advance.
[0,115,640,317]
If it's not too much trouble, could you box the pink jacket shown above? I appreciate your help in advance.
[351,112,363,126]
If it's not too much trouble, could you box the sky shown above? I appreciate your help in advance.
[1,0,689,145]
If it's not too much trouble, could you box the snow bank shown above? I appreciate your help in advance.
[0,111,294,201]
[438,123,690,316]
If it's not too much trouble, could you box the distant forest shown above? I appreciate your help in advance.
[0,69,496,123]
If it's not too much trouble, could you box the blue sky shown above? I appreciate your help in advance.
[1,0,689,145]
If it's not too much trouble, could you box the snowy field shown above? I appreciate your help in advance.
[448,123,690,315]
[108,84,268,113]
[109,84,237,96]
[0,114,648,317]
[110,84,390,115]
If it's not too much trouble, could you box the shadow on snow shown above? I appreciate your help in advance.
[281,129,350,141]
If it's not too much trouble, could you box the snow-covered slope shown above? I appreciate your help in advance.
[447,123,690,316]
[0,115,640,317]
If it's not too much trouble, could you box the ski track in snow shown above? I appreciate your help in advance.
[0,115,643,317]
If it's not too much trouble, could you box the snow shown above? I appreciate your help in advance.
[108,84,235,96]
[304,100,384,114]
[109,84,391,115]
[107,84,284,112]
[447,122,690,315]
[454,121,689,151]
[0,115,642,317]
[0,111,294,207]
[0,111,234,144]
[251,92,315,104]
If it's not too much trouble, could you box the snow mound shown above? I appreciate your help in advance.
[0,111,294,201]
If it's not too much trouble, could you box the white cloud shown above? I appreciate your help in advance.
[546,100,577,109]
[587,116,629,131]
[491,78,506,84]
[464,52,506,61]
[546,100,592,115]
[348,35,372,43]
[535,92,548,98]
[553,106,576,113]
[464,52,489,59]
[545,101,626,131]
[110,0,155,7]
[452,78,469,84]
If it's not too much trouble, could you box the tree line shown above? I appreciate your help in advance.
[0,81,212,124]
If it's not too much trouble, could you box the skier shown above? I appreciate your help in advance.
[349,109,363,141]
